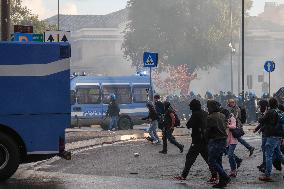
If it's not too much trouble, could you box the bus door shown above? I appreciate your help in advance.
[102,84,132,117]
[75,84,103,123]
[131,84,150,117]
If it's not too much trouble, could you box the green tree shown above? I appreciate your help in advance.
[0,0,56,34]
[122,0,253,72]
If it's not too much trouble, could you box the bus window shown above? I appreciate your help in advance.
[103,85,132,104]
[71,90,76,105]
[133,86,149,103]
[76,86,101,104]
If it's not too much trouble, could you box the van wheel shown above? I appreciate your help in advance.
[118,116,133,130]
[0,133,20,181]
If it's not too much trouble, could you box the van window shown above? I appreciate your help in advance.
[103,85,132,104]
[76,85,101,104]
[133,86,150,103]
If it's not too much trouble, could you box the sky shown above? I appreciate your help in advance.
[22,0,284,20]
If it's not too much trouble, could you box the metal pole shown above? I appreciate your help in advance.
[150,67,153,101]
[269,72,271,97]
[230,0,234,93]
[241,0,245,103]
[58,0,60,31]
[238,28,241,95]
[1,0,10,41]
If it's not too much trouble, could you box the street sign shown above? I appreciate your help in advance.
[14,33,33,42]
[32,34,44,42]
[44,31,71,42]
[264,61,275,73]
[13,33,44,42]
[14,25,33,33]
[143,52,158,68]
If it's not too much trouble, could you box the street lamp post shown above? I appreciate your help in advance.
[229,0,233,94]
[1,0,10,41]
[58,0,60,31]
[241,0,245,103]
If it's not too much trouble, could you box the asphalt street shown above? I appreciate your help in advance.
[1,134,283,189]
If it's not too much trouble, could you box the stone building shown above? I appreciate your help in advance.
[46,9,134,76]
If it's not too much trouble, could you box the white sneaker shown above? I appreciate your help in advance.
[153,140,159,144]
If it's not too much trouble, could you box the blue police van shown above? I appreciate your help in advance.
[0,42,71,180]
[71,74,151,130]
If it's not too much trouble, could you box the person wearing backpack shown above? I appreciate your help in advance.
[227,99,255,157]
[174,99,218,183]
[159,101,184,154]
[259,98,284,182]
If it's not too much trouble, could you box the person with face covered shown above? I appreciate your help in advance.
[159,101,184,154]
[207,100,231,188]
[174,99,218,183]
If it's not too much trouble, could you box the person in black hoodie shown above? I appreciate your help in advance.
[174,99,218,183]
[207,100,231,188]
[159,101,184,154]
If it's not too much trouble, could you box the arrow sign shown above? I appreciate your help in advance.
[47,35,54,42]
[264,61,275,73]
[61,35,68,42]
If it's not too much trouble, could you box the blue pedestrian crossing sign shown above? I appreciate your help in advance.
[264,61,275,73]
[143,52,158,68]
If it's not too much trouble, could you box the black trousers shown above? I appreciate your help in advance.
[182,142,217,178]
[162,128,183,152]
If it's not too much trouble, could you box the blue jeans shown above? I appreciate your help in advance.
[148,120,159,142]
[109,116,118,130]
[228,144,237,171]
[261,137,267,165]
[265,137,284,177]
[208,139,229,179]
[237,137,253,150]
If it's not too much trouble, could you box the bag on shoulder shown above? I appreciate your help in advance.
[231,127,245,138]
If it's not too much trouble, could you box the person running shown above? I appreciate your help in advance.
[154,94,165,130]
[106,94,120,131]
[142,102,160,144]
[174,99,218,183]
[159,101,184,154]
[207,100,231,188]
[259,98,284,182]
[227,99,255,156]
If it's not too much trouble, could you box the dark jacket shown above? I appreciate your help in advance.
[143,108,159,121]
[155,101,165,115]
[207,100,227,140]
[164,109,175,129]
[187,110,208,144]
[106,101,120,116]
[259,109,280,137]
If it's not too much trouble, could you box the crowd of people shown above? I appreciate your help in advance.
[143,94,284,188]
[166,91,273,124]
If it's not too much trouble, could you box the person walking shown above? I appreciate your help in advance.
[259,98,284,182]
[222,109,239,177]
[106,94,120,131]
[207,100,231,188]
[174,99,218,182]
[227,99,255,156]
[159,101,184,154]
[142,102,160,144]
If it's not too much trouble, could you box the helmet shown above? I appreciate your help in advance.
[109,93,116,101]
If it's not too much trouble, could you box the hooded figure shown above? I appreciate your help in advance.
[175,99,218,182]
